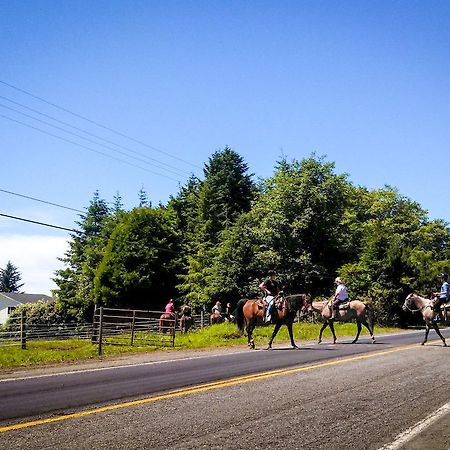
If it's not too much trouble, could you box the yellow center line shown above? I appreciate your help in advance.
[0,343,419,433]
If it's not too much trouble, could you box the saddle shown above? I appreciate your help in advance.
[328,300,350,311]
[275,296,285,310]
[256,298,266,309]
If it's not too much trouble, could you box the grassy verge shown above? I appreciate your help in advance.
[0,322,399,370]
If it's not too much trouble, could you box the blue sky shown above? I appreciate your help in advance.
[1,0,450,294]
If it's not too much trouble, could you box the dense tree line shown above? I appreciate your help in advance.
[50,148,450,326]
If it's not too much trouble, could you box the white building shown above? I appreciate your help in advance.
[0,293,53,325]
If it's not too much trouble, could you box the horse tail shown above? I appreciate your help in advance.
[235,299,247,333]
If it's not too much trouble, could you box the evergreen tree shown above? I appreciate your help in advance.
[178,148,256,307]
[94,207,181,309]
[0,261,24,293]
[53,191,112,321]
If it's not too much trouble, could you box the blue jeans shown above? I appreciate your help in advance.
[265,296,274,321]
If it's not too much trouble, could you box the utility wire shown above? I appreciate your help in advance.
[0,80,202,170]
[0,213,78,233]
[0,103,188,178]
[0,95,192,177]
[0,113,181,182]
[0,212,179,254]
[0,188,85,214]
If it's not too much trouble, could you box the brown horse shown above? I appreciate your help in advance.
[179,314,193,333]
[235,294,312,350]
[312,299,375,344]
[159,312,176,334]
[402,293,447,346]
[210,313,224,325]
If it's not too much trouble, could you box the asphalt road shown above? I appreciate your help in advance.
[1,329,450,449]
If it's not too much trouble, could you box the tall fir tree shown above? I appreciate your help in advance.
[0,261,24,293]
[53,191,112,321]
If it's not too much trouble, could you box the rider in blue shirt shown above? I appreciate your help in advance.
[432,273,449,321]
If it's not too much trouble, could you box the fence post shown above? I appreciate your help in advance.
[98,307,104,356]
[20,310,26,350]
[171,317,176,347]
[200,310,204,328]
[131,310,136,346]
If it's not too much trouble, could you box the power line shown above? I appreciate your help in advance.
[0,113,181,182]
[0,188,85,214]
[0,213,78,233]
[0,212,179,254]
[0,95,192,177]
[0,80,202,170]
[0,103,189,178]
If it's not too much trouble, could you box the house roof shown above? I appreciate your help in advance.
[0,292,53,304]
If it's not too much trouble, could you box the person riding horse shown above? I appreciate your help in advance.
[431,272,449,322]
[259,270,281,323]
[330,277,349,320]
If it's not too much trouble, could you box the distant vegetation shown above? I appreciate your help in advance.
[41,148,449,327]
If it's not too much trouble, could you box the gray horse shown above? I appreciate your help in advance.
[312,299,375,344]
[402,293,447,346]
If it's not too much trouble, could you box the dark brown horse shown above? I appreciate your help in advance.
[235,294,312,350]
[179,314,193,333]
[159,312,176,334]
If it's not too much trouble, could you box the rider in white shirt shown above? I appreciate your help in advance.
[331,277,348,320]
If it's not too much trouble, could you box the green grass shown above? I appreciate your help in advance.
[0,322,399,370]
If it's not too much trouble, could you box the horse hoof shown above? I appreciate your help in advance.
[318,340,322,344]
[421,342,425,346]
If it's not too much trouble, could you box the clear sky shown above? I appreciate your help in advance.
[1,0,449,294]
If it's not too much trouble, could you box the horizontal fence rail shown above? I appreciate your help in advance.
[92,307,177,355]
[0,312,26,349]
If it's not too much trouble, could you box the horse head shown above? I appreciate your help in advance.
[402,293,414,312]
[298,294,314,318]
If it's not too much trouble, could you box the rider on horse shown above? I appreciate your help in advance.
[432,273,449,322]
[330,277,348,320]
[164,299,175,314]
[180,302,191,317]
[259,270,281,323]
[212,301,222,316]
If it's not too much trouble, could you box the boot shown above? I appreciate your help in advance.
[330,304,336,320]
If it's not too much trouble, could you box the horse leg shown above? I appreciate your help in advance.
[422,323,430,345]
[362,319,376,343]
[318,322,328,344]
[329,321,337,344]
[267,323,281,350]
[287,323,299,349]
[352,321,362,344]
[246,321,256,349]
[432,322,447,347]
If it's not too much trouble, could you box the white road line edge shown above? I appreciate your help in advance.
[378,401,450,450]
[0,350,253,383]
[0,329,445,384]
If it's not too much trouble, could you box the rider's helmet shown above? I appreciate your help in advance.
[441,273,448,281]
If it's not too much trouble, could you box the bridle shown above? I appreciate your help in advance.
[403,295,427,313]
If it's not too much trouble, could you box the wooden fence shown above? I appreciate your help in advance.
[92,306,177,355]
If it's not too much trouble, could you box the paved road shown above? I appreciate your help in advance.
[1,329,450,449]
